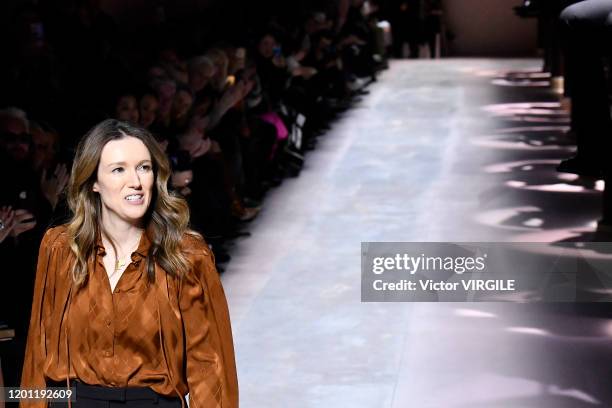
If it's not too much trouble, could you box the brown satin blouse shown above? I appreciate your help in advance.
[20,225,238,408]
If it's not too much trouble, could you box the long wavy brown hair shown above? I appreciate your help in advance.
[66,119,197,286]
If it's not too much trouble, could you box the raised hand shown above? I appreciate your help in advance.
[40,163,69,210]
[0,206,16,243]
[10,209,36,238]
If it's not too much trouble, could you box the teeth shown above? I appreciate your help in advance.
[125,195,143,201]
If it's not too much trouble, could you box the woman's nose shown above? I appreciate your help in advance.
[127,169,142,188]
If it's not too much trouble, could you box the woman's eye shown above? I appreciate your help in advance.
[112,167,124,173]
[138,164,152,172]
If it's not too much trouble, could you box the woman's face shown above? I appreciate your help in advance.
[93,136,155,226]
[116,95,139,124]
[210,53,229,90]
[230,48,246,74]
[258,35,276,59]
[172,89,193,119]
[139,94,159,128]
[0,117,30,162]
[154,80,176,115]
[189,63,215,92]
[31,127,58,171]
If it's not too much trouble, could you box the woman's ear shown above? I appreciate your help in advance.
[92,181,99,193]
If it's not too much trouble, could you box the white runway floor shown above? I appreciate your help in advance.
[219,59,612,408]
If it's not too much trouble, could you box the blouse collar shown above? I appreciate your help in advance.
[95,228,151,259]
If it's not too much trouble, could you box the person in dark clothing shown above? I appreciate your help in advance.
[255,33,292,110]
[0,108,46,390]
[387,0,424,58]
[556,0,612,177]
[423,0,442,58]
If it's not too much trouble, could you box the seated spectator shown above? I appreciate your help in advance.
[157,47,189,85]
[29,120,69,213]
[556,0,612,177]
[254,33,292,110]
[188,56,216,95]
[150,75,177,130]
[0,107,43,388]
[207,48,231,94]
[30,121,60,173]
[139,89,160,129]
[0,108,47,230]
[171,84,195,129]
[114,92,140,124]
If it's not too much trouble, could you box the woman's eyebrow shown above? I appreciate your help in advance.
[106,160,152,167]
[107,161,127,167]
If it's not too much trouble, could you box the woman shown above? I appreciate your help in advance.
[20,119,238,407]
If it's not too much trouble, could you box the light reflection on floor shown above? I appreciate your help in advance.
[483,102,567,118]
[504,180,603,194]
[472,137,574,151]
[491,78,551,87]
[484,159,565,173]
[225,60,612,408]
[496,125,570,134]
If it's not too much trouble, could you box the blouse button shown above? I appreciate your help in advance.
[104,350,112,357]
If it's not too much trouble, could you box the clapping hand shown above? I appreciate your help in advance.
[10,209,36,238]
[0,206,16,243]
[40,163,69,210]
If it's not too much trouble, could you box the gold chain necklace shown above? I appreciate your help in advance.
[115,257,130,271]
[109,231,143,272]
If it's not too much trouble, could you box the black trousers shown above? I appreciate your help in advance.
[47,381,182,408]
[560,0,612,167]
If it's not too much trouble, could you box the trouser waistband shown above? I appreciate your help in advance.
[46,380,177,402]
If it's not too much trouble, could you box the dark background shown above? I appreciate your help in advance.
[0,0,538,57]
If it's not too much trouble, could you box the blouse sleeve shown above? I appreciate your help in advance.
[180,242,239,408]
[20,227,62,402]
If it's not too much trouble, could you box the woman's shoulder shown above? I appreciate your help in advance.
[180,230,212,257]
[41,224,70,250]
[178,231,219,284]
